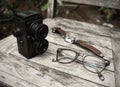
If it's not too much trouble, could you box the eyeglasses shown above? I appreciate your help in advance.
[52,48,110,81]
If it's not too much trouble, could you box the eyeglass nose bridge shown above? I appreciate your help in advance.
[78,52,94,61]
[79,52,86,57]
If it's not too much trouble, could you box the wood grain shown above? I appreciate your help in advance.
[0,52,105,87]
[2,36,114,86]
[44,18,111,37]
[0,70,40,87]
[0,18,116,87]
[62,0,120,9]
[10,48,115,87]
[111,30,120,87]
[0,35,114,71]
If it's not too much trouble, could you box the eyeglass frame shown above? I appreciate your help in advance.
[52,48,110,81]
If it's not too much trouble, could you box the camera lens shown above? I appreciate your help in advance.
[34,39,49,54]
[30,23,48,40]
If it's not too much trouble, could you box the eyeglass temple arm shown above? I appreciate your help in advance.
[76,58,105,81]
[74,40,104,58]
[98,73,105,81]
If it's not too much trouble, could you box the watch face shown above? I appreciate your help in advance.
[65,35,75,43]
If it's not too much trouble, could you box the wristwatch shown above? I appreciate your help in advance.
[52,27,104,57]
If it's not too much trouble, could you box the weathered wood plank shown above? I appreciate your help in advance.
[0,35,114,71]
[44,18,114,71]
[47,0,57,18]
[0,18,115,87]
[0,36,17,53]
[44,18,111,37]
[111,30,120,87]
[47,26,112,50]
[62,0,120,9]
[47,33,113,57]
[0,18,113,57]
[0,35,115,87]
[0,18,114,71]
[0,70,40,87]
[10,48,115,87]
[44,18,112,51]
[0,52,105,87]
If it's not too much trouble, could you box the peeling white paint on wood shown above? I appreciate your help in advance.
[0,52,105,87]
[0,70,40,87]
[0,18,117,87]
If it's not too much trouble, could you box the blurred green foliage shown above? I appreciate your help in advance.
[99,7,117,22]
[27,0,69,15]
[27,0,48,11]
[0,0,69,39]
[0,0,69,18]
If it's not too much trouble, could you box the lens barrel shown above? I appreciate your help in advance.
[34,39,49,54]
[30,23,48,40]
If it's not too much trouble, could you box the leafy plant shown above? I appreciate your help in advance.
[0,0,70,39]
[57,0,70,15]
[0,0,17,39]
[27,0,48,11]
[27,0,69,15]
[98,0,118,22]
[0,0,18,21]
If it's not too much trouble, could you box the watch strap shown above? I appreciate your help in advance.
[52,27,66,38]
[74,40,104,57]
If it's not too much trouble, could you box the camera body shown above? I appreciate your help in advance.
[13,10,49,59]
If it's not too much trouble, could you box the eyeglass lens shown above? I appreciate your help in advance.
[55,48,109,81]
[57,49,77,63]
[83,56,105,73]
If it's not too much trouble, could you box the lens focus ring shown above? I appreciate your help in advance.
[30,23,48,40]
[34,39,49,54]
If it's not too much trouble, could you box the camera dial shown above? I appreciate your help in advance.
[12,28,21,37]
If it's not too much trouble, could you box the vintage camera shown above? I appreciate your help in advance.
[13,10,49,59]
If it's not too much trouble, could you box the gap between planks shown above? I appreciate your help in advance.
[0,52,106,87]
[0,18,115,86]
[0,35,114,71]
[0,36,115,87]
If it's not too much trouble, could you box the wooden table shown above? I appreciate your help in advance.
[0,18,119,87]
